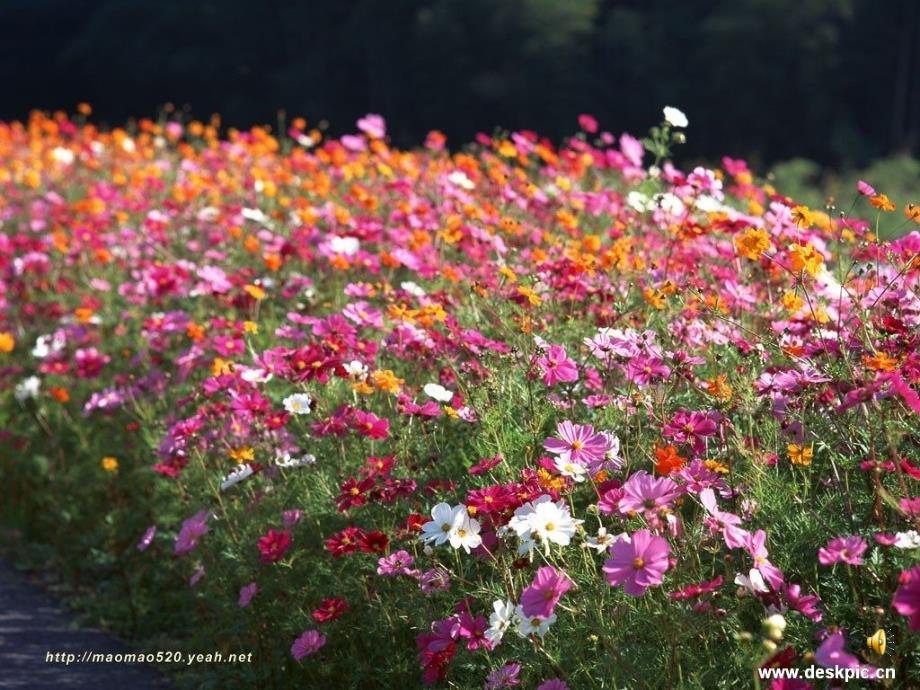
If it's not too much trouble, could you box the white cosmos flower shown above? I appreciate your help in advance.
[423,383,454,403]
[420,503,466,547]
[400,281,426,297]
[652,192,685,217]
[283,393,313,415]
[32,333,64,359]
[735,569,769,594]
[241,207,267,223]
[343,360,368,381]
[447,170,475,190]
[241,367,272,384]
[895,530,920,549]
[485,599,515,646]
[220,463,254,491]
[514,605,556,639]
[508,495,582,552]
[554,457,587,483]
[418,503,481,553]
[329,235,360,255]
[52,147,75,165]
[448,513,482,554]
[15,376,41,401]
[627,191,650,213]
[663,106,689,128]
[584,527,628,553]
[275,452,316,469]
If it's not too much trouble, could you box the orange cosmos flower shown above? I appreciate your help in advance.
[788,243,824,277]
[787,444,813,466]
[735,227,771,259]
[863,352,899,372]
[49,386,70,403]
[371,369,404,394]
[870,194,895,212]
[654,445,686,475]
[905,204,920,223]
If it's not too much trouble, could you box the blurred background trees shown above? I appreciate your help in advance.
[1,0,918,198]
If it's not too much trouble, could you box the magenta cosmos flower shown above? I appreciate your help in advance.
[238,582,258,608]
[618,471,682,518]
[603,529,670,596]
[536,345,579,386]
[662,410,719,453]
[174,509,209,556]
[520,566,573,618]
[815,631,877,676]
[893,565,920,630]
[817,535,868,566]
[291,629,326,660]
[543,421,607,466]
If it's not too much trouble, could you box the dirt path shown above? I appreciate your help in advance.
[0,559,173,689]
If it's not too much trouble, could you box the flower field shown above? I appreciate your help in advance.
[2,107,920,689]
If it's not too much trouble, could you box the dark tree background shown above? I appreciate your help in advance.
[1,0,918,167]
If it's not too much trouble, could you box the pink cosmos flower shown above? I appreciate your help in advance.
[578,114,598,134]
[536,345,579,386]
[744,530,785,590]
[282,509,303,527]
[815,631,877,676]
[357,113,386,139]
[238,582,258,608]
[783,583,823,622]
[377,550,417,577]
[699,488,748,548]
[520,566,573,618]
[137,525,156,552]
[189,566,205,587]
[418,567,451,595]
[537,680,570,690]
[857,179,876,196]
[817,535,868,566]
[174,510,210,556]
[543,421,607,465]
[291,629,326,661]
[893,565,920,630]
[603,529,670,596]
[485,662,521,689]
[618,471,682,519]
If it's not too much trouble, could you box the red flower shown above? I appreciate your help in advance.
[257,528,292,563]
[404,513,426,533]
[359,530,389,553]
[336,476,375,512]
[311,597,348,624]
[324,527,366,558]
[286,344,343,383]
[361,454,396,477]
